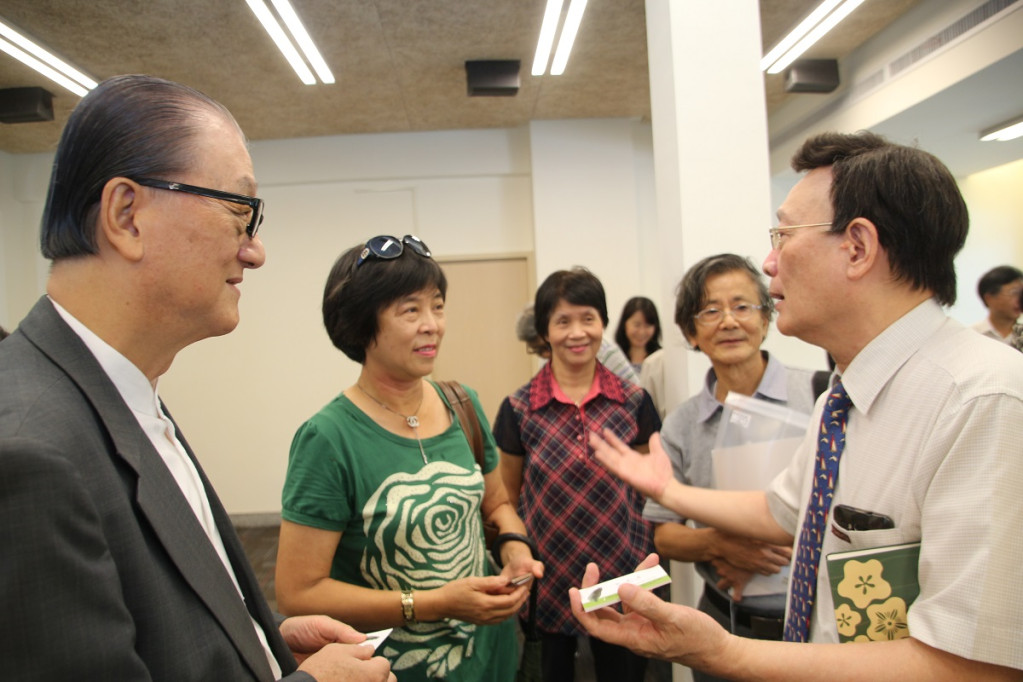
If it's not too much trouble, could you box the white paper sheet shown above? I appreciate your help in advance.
[711,436,804,491]
[711,435,804,596]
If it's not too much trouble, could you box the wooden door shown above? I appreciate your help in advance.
[432,256,536,424]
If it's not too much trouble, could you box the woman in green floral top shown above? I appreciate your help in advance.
[277,235,542,681]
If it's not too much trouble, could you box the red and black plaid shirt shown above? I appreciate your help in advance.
[492,362,660,634]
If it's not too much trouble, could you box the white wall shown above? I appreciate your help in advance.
[0,150,51,331]
[530,118,655,334]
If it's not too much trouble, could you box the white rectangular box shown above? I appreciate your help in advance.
[580,565,671,612]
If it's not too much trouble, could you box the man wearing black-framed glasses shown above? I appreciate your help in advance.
[133,177,265,239]
[0,75,393,682]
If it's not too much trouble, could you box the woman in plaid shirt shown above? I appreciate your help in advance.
[492,267,661,682]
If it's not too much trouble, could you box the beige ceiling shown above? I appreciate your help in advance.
[0,0,920,155]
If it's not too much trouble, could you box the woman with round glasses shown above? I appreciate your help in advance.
[276,235,542,681]
[641,253,820,682]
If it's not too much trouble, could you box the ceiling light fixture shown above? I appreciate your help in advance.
[532,0,588,77]
[980,115,1023,142]
[269,0,334,84]
[0,19,97,97]
[246,0,334,85]
[761,0,866,75]
[550,0,587,76]
[532,0,563,76]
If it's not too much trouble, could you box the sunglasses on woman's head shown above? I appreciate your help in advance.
[356,234,432,268]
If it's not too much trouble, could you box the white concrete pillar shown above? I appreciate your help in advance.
[644,3,771,680]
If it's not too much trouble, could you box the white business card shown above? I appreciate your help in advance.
[361,628,393,651]
[580,565,671,612]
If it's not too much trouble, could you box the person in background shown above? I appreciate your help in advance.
[494,267,660,682]
[644,253,819,682]
[614,296,662,375]
[1013,287,1023,353]
[514,302,640,385]
[276,235,541,682]
[515,303,552,359]
[971,265,1022,345]
[638,349,668,419]
[0,74,392,681]
[572,131,1023,680]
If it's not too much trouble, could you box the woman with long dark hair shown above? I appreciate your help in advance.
[614,296,661,374]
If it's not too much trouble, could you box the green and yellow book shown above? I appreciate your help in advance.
[826,542,921,642]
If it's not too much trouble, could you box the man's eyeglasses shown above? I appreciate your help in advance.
[134,178,264,238]
[768,221,833,250]
[356,235,432,268]
[693,302,764,326]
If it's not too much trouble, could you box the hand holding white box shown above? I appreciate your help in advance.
[580,565,671,612]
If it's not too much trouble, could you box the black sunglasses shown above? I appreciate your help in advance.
[134,177,265,238]
[356,235,432,268]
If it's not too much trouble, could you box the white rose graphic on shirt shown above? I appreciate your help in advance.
[361,461,486,677]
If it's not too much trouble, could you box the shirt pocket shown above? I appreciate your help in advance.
[841,527,907,551]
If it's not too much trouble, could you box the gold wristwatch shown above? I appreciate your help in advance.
[400,589,417,624]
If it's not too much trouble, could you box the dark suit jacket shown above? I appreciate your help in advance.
[0,297,313,681]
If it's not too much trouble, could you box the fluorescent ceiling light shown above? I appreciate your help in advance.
[0,19,97,96]
[532,0,586,77]
[550,0,588,76]
[247,0,333,85]
[980,116,1023,142]
[762,0,866,75]
[270,0,334,84]
[760,0,842,71]
[532,0,564,76]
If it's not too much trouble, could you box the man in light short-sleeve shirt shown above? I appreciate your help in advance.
[573,132,1023,681]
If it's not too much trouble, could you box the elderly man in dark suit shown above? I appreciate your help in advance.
[0,75,394,682]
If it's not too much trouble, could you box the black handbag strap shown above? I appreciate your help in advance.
[525,577,539,638]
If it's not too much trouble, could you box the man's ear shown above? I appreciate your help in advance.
[842,218,881,282]
[98,177,145,262]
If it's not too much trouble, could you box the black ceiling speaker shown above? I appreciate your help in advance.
[465,60,520,97]
[0,86,55,124]
[784,59,840,94]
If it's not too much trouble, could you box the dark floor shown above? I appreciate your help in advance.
[236,524,669,682]
[236,524,280,612]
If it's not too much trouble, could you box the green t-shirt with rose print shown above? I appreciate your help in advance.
[282,382,517,681]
